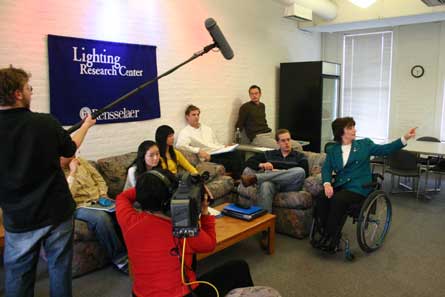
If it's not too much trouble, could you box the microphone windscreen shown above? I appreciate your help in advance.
[205,18,234,60]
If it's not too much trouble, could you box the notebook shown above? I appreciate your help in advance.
[221,208,267,221]
[79,197,116,213]
[223,203,264,215]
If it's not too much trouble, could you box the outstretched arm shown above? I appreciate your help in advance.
[71,115,96,148]
[369,127,416,156]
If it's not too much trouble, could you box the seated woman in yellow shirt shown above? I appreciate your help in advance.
[155,125,198,175]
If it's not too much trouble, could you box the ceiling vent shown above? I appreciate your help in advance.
[421,0,445,6]
[284,3,313,21]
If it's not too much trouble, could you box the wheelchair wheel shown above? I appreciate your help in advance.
[356,190,392,253]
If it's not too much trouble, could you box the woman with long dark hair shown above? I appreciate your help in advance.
[116,169,254,297]
[155,125,198,175]
[124,140,161,190]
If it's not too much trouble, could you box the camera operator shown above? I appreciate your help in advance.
[115,169,254,297]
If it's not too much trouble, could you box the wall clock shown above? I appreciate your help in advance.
[411,65,424,78]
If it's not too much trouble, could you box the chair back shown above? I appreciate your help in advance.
[387,150,418,171]
[417,136,440,142]
[324,141,336,153]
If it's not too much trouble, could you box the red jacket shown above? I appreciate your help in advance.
[116,188,216,297]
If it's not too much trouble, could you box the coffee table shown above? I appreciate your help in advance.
[197,203,276,260]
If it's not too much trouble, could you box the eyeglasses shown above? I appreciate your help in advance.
[22,85,33,92]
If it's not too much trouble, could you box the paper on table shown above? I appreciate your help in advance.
[207,207,221,216]
[209,144,239,155]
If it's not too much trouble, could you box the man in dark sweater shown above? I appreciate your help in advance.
[241,129,308,212]
[235,85,302,150]
[0,66,96,297]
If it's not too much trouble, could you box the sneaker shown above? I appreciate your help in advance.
[114,261,129,275]
[113,255,129,275]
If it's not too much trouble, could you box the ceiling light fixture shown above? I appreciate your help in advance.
[349,0,377,8]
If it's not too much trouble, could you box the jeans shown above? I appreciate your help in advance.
[256,167,306,212]
[4,217,74,297]
[74,208,126,265]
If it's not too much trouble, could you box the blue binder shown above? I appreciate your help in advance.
[223,203,264,215]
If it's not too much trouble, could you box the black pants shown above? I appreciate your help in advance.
[315,189,366,238]
[185,259,253,297]
[210,150,244,179]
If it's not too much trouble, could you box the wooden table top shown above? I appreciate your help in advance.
[197,203,276,260]
[212,203,275,241]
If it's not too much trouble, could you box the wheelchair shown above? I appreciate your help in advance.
[309,174,392,261]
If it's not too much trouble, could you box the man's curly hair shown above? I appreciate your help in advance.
[0,66,30,106]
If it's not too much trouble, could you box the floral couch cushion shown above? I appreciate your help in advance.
[225,286,281,297]
[96,152,137,198]
[43,219,109,278]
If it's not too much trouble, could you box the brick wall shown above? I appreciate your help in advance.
[0,0,321,159]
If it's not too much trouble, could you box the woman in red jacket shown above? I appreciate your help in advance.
[116,169,253,297]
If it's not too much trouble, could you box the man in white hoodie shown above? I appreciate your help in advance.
[176,104,244,179]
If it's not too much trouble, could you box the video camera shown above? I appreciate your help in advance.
[170,171,210,238]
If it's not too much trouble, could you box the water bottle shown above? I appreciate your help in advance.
[235,128,241,144]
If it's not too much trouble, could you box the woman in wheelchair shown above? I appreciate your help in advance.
[311,117,416,254]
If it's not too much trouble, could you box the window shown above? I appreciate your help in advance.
[440,82,445,141]
[341,31,393,141]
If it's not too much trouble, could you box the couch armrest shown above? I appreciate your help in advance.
[176,148,199,166]
[196,162,225,180]
[302,151,326,176]
[176,148,226,179]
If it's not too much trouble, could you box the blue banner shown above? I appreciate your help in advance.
[48,35,160,125]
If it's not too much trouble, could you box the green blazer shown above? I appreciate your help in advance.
[322,138,405,197]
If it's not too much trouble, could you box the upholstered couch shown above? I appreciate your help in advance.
[226,286,282,297]
[237,151,325,239]
[72,150,235,277]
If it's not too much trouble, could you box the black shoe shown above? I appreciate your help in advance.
[310,233,326,249]
[241,174,257,187]
[113,256,129,276]
[320,235,340,254]
[114,262,129,275]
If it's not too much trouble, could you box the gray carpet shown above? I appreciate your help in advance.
[1,179,445,297]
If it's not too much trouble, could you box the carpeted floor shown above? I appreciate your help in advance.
[1,178,445,297]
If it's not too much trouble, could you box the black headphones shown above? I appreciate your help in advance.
[143,170,177,213]
[145,170,176,195]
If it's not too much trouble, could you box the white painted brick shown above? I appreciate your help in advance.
[0,0,321,160]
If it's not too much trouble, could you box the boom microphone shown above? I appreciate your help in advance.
[204,18,234,60]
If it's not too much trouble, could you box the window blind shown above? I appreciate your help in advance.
[341,31,393,141]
